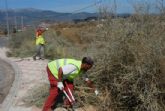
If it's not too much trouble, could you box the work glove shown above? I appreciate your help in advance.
[57,82,64,90]
[45,28,48,30]
[94,89,99,96]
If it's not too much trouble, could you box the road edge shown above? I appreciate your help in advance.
[0,57,21,111]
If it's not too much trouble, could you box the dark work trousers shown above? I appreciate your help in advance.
[33,44,45,60]
[42,66,74,111]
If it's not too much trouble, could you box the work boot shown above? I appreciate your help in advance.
[33,56,36,60]
[39,57,45,60]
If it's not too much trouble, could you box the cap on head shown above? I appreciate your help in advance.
[82,57,94,65]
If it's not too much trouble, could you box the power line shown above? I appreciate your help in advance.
[71,0,103,14]
[51,0,104,19]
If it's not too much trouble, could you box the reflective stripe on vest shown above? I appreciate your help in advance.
[48,59,82,80]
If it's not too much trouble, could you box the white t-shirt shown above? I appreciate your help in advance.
[62,64,77,75]
[61,64,89,81]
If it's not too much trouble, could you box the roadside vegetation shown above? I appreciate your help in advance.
[7,2,165,111]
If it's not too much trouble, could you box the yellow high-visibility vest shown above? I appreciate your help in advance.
[36,35,45,45]
[48,59,82,81]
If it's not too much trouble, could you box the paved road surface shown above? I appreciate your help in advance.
[0,37,14,103]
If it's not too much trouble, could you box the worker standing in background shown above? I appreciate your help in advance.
[42,57,99,111]
[33,27,48,60]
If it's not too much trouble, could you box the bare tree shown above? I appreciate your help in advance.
[156,0,165,14]
[130,0,151,15]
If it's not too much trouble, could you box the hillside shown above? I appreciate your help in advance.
[50,21,97,44]
[0,8,98,25]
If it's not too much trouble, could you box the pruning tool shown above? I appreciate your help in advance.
[62,81,77,111]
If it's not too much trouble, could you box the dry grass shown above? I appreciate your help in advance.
[87,15,165,111]
[22,84,49,107]
[50,22,97,45]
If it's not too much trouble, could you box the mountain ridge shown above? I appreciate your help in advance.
[0,8,98,25]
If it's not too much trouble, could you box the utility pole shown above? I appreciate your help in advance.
[14,11,17,30]
[21,16,24,31]
[114,0,117,18]
[161,0,164,13]
[5,0,10,37]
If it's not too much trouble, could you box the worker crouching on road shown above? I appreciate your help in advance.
[42,57,99,111]
[33,27,48,60]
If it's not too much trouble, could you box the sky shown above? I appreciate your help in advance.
[0,0,164,13]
